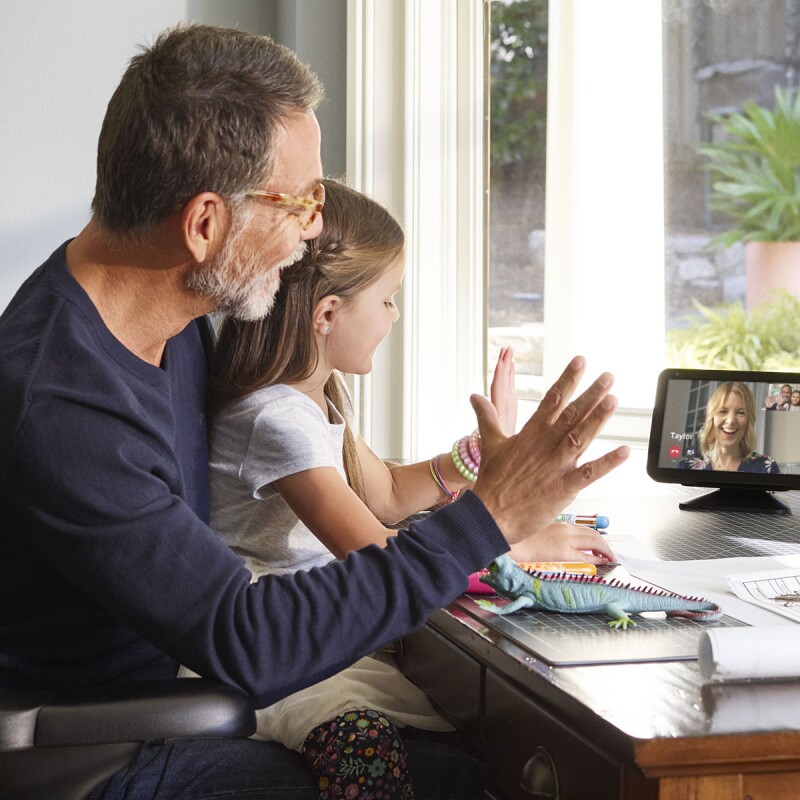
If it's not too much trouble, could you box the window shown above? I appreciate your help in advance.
[488,0,665,431]
[347,0,486,460]
[662,0,800,371]
[350,0,665,458]
[488,0,800,432]
[488,0,549,385]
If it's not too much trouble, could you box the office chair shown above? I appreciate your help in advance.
[0,678,256,800]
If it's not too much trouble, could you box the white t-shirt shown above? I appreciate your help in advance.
[208,383,452,750]
[209,383,344,576]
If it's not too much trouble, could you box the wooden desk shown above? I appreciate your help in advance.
[398,491,800,800]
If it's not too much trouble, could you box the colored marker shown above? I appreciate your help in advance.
[517,561,598,576]
[555,513,609,530]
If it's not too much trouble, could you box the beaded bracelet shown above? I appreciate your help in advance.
[451,438,478,483]
[458,436,479,474]
[429,455,459,503]
[467,429,481,467]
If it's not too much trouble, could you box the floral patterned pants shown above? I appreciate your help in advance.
[302,708,414,799]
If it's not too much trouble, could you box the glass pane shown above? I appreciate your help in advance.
[663,0,800,370]
[487,0,548,392]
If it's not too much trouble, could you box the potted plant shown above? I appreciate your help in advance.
[666,292,800,370]
[699,85,800,309]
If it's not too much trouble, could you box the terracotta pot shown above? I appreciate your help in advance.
[745,241,800,309]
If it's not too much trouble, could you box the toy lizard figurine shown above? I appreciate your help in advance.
[475,554,723,630]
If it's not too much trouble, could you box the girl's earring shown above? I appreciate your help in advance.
[324,325,331,335]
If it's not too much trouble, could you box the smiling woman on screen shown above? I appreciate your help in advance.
[679,381,780,474]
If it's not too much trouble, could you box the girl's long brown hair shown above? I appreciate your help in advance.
[209,179,405,501]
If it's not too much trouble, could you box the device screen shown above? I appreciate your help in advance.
[647,370,800,512]
[655,376,800,475]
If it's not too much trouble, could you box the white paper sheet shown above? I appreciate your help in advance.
[614,550,800,627]
[610,538,800,682]
[727,568,800,624]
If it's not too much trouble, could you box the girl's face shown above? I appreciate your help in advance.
[792,391,800,406]
[712,391,747,449]
[327,255,404,375]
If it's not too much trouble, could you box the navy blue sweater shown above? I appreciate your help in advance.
[0,244,507,706]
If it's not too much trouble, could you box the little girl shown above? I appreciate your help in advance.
[207,179,517,799]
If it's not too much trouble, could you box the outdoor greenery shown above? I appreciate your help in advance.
[699,86,800,247]
[490,0,548,173]
[666,291,800,370]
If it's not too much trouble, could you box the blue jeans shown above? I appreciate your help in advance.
[84,736,483,799]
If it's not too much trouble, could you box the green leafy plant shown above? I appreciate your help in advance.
[699,86,800,247]
[667,290,800,370]
[490,0,548,173]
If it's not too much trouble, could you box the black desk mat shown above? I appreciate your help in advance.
[444,490,800,667]
[453,592,744,667]
[629,488,800,561]
[453,489,800,667]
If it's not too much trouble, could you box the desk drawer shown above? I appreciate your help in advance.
[398,626,481,728]
[484,672,652,800]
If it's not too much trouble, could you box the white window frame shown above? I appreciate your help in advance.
[347,0,665,460]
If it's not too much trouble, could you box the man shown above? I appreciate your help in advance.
[0,25,627,799]
[766,384,792,411]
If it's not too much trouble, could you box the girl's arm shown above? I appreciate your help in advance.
[273,467,395,558]
[272,349,517,557]
[359,348,517,523]
[273,437,472,558]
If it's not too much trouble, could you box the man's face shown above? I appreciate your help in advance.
[189,110,324,321]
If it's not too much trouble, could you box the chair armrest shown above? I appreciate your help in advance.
[36,678,256,746]
[17,679,256,747]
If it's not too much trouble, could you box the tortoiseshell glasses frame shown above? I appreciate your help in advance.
[244,182,325,230]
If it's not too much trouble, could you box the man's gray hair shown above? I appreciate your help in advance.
[91,24,323,236]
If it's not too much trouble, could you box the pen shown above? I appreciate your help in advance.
[771,593,800,605]
[555,513,609,530]
[517,561,598,576]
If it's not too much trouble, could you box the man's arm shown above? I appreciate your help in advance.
[9,354,624,708]
[12,394,504,707]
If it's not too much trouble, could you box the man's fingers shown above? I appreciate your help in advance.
[560,393,619,461]
[525,363,614,449]
[471,393,502,446]
[472,355,629,546]
[568,445,630,494]
[555,371,615,438]
[536,355,586,424]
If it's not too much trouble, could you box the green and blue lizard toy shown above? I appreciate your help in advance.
[476,554,723,630]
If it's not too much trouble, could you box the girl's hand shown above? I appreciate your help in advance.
[508,522,617,565]
[490,347,517,436]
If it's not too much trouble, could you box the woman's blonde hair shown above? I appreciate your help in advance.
[699,381,757,459]
[209,179,404,501]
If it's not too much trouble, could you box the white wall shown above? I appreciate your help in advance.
[274,0,347,179]
[0,0,346,312]
[0,1,185,308]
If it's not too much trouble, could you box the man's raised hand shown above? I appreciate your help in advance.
[472,356,629,545]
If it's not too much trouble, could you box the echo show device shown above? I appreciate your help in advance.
[647,369,800,514]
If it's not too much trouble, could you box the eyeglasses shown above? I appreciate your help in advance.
[244,182,325,230]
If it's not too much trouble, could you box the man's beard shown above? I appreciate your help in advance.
[187,209,307,322]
